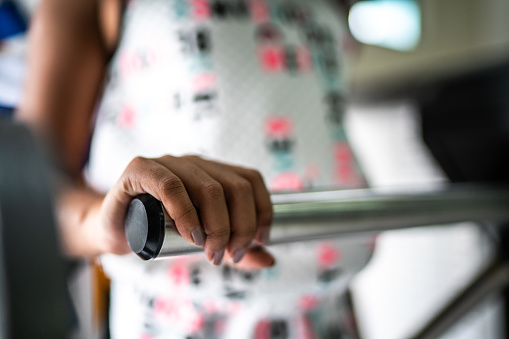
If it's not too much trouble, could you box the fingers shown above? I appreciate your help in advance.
[184,156,257,263]
[154,156,230,265]
[231,167,273,246]
[120,157,204,249]
[115,155,272,266]
[184,156,273,263]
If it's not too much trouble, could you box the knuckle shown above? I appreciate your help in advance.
[187,163,204,177]
[128,156,148,169]
[183,154,201,161]
[201,180,224,199]
[230,178,253,196]
[159,154,174,162]
[206,228,230,240]
[244,168,264,182]
[235,224,257,238]
[174,204,196,222]
[159,175,185,194]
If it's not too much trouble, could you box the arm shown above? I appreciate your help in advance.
[19,0,110,178]
[18,0,274,267]
[18,0,115,257]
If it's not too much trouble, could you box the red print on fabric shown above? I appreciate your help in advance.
[305,164,321,181]
[119,52,143,78]
[295,314,317,339]
[139,334,154,339]
[271,172,304,192]
[333,142,354,184]
[258,46,284,73]
[265,116,293,138]
[203,300,219,314]
[227,301,243,315]
[167,262,191,286]
[299,295,319,311]
[296,46,312,72]
[214,319,226,336]
[193,0,211,21]
[192,73,217,92]
[250,0,269,23]
[318,244,341,268]
[187,313,205,333]
[154,297,204,333]
[117,105,137,129]
[258,45,313,74]
[144,49,160,67]
[254,319,271,339]
[119,49,161,78]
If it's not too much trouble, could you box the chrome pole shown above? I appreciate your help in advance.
[125,185,509,259]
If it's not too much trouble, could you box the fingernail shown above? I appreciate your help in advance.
[257,228,270,245]
[212,249,225,266]
[191,227,206,247]
[233,248,247,264]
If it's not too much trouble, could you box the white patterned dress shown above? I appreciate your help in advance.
[86,0,374,338]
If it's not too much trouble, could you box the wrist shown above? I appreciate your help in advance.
[57,186,106,258]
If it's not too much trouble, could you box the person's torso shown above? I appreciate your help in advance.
[87,1,372,337]
[87,0,364,193]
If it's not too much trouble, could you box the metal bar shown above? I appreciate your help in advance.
[156,185,509,257]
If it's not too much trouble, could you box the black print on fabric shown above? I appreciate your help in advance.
[316,52,339,75]
[268,138,294,152]
[222,266,260,299]
[284,46,298,73]
[318,267,342,283]
[202,314,227,339]
[143,321,158,334]
[270,319,289,339]
[275,3,312,25]
[224,287,246,300]
[210,0,249,19]
[192,90,218,120]
[191,267,202,286]
[222,265,260,283]
[178,28,212,55]
[301,24,334,47]
[173,0,313,23]
[325,324,344,339]
[324,91,345,125]
[138,291,156,309]
[255,23,284,43]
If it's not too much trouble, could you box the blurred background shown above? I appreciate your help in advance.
[1,0,509,338]
[344,0,509,338]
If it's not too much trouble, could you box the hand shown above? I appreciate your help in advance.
[97,155,274,267]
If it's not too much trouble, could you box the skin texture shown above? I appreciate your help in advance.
[18,0,274,269]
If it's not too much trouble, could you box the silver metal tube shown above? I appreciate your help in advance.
[155,185,509,258]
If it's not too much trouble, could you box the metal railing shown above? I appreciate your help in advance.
[156,185,509,257]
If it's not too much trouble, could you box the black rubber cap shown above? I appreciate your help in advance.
[125,194,165,260]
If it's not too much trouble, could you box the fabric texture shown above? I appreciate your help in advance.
[86,0,373,337]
